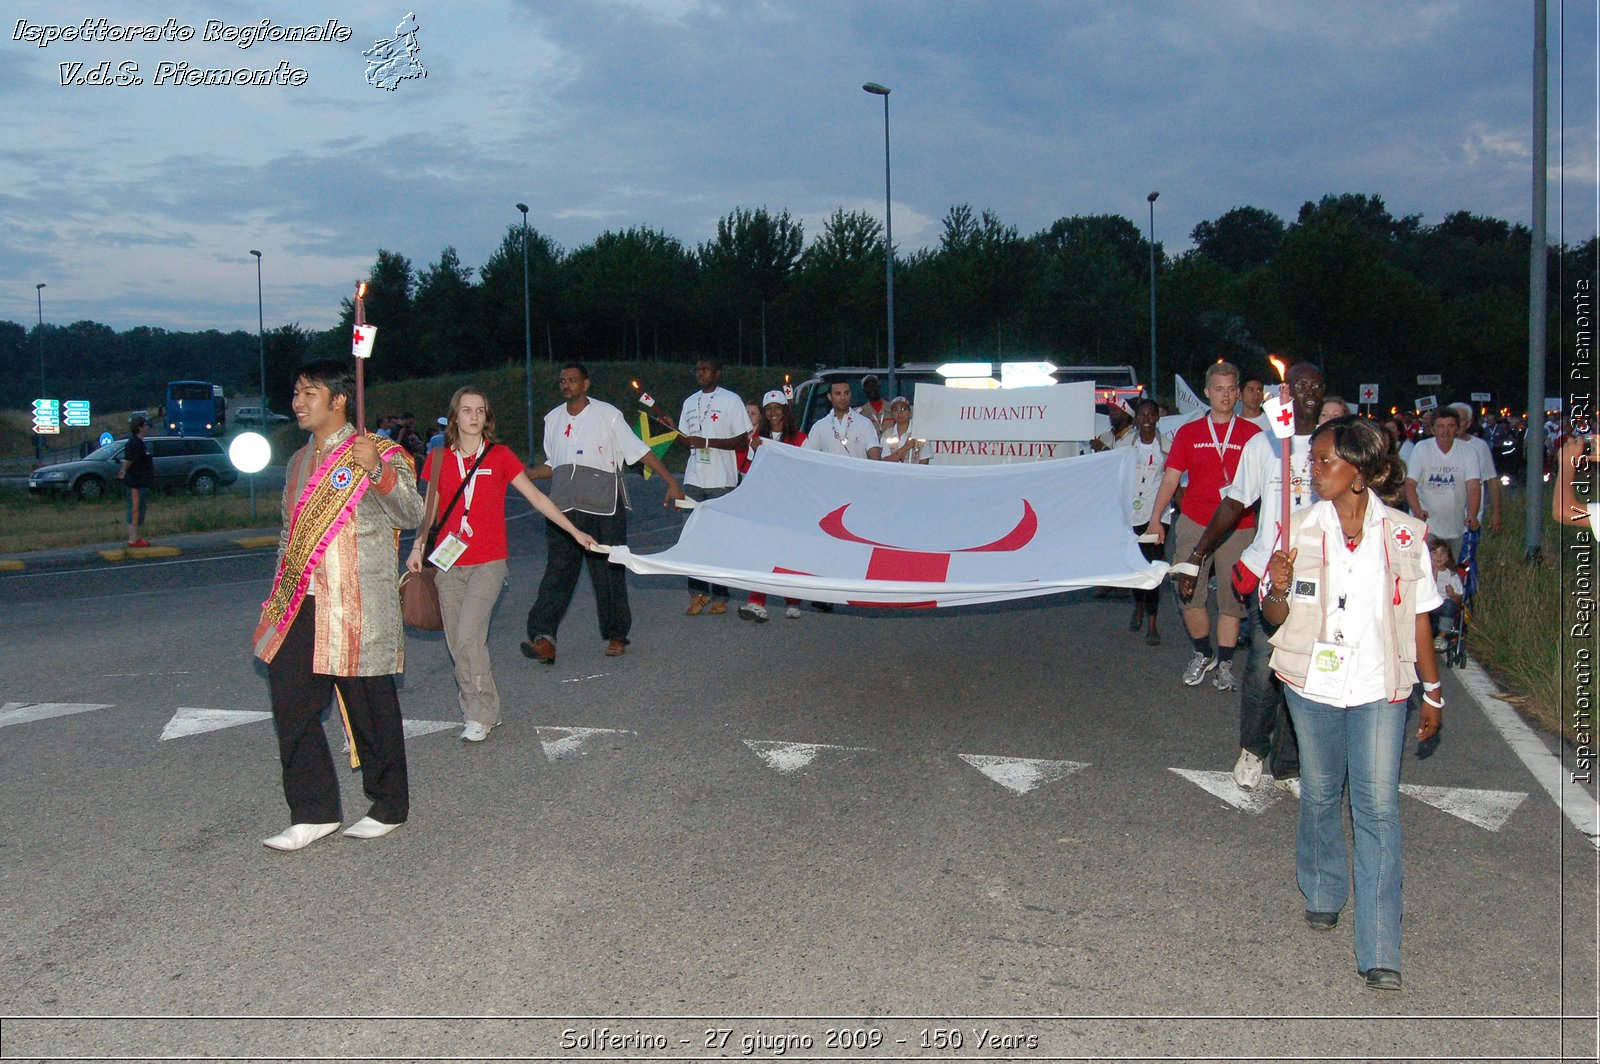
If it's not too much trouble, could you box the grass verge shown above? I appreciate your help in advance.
[0,483,275,554]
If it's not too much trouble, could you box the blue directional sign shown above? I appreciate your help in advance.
[31,399,60,435]
[99,432,114,448]
[63,399,91,427]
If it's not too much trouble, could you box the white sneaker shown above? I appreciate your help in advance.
[1212,661,1239,691]
[1433,635,1448,651]
[263,822,340,852]
[460,721,494,742]
[1182,651,1218,686]
[738,602,769,622]
[343,816,401,839]
[1276,776,1303,800]
[1232,748,1264,790]
[785,605,802,619]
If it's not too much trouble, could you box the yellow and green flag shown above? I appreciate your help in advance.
[633,412,678,478]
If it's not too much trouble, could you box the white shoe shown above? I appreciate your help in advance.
[1276,776,1303,800]
[1182,651,1218,686]
[738,603,769,622]
[262,822,340,851]
[460,721,496,742]
[1212,661,1239,691]
[785,605,802,619]
[343,816,401,839]
[1232,749,1264,790]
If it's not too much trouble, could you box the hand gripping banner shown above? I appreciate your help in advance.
[607,443,1166,607]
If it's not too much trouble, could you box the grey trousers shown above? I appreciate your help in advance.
[435,558,507,727]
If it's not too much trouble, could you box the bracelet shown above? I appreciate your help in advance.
[1421,693,1444,708]
[1422,680,1442,692]
[367,463,383,483]
[1263,591,1288,605]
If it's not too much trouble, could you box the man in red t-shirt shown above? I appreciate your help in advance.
[1143,361,1261,691]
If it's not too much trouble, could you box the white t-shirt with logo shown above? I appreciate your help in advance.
[1224,432,1316,578]
[677,385,751,490]
[1406,438,1478,539]
[542,399,648,473]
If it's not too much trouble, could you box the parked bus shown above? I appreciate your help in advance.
[164,381,227,437]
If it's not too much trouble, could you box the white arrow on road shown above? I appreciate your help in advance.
[959,754,1089,795]
[0,702,113,730]
[743,739,874,774]
[402,718,457,739]
[1169,768,1289,814]
[534,726,637,763]
[160,707,272,740]
[1401,784,1529,831]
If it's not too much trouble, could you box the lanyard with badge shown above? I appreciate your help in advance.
[694,394,714,464]
[426,444,491,571]
[832,411,856,453]
[1299,533,1359,701]
[1206,416,1238,486]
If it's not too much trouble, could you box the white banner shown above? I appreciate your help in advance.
[911,381,1095,442]
[609,443,1166,607]
[1174,374,1205,416]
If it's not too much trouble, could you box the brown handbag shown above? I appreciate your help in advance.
[399,445,494,632]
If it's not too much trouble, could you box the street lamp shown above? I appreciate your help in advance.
[1146,191,1159,398]
[863,81,895,388]
[249,251,265,419]
[516,202,534,462]
[35,282,46,397]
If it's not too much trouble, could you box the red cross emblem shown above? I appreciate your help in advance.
[1393,526,1413,548]
[709,412,719,422]
[1274,405,1294,428]
[815,501,1039,606]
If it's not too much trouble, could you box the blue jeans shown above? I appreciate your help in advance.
[1284,686,1407,974]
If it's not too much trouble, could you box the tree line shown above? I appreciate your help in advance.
[2,193,1591,417]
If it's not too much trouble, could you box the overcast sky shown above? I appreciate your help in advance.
[1,0,1595,335]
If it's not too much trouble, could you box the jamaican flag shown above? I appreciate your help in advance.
[633,412,678,478]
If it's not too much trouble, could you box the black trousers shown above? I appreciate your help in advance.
[527,506,631,643]
[267,598,409,825]
[1132,522,1165,613]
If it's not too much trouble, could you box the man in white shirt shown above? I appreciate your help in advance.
[1176,362,1326,795]
[522,363,685,664]
[804,382,882,460]
[659,358,753,615]
[1240,375,1272,432]
[1404,408,1481,559]
[1447,401,1502,533]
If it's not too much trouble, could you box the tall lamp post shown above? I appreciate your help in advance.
[863,82,895,388]
[516,202,534,462]
[35,282,46,397]
[249,251,265,417]
[1146,191,1159,398]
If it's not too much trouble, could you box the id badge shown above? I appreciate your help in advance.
[427,532,468,572]
[697,446,712,464]
[1303,640,1356,701]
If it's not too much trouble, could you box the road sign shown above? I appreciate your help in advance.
[98,432,114,448]
[1358,383,1380,404]
[1471,391,1492,403]
[1417,373,1443,386]
[31,399,60,435]
[63,399,91,427]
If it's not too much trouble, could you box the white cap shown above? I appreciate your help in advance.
[762,390,788,407]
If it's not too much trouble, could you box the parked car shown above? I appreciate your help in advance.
[233,405,291,425]
[28,436,239,500]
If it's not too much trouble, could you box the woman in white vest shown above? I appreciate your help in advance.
[1262,416,1443,994]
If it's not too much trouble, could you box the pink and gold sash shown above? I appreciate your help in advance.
[252,433,401,662]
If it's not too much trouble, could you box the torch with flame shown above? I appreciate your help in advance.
[629,379,675,430]
[353,281,370,431]
[1268,353,1292,544]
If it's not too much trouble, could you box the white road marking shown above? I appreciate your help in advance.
[402,719,457,738]
[959,754,1088,795]
[559,673,610,684]
[1169,768,1288,814]
[160,707,271,740]
[1457,658,1600,849]
[743,739,874,774]
[1401,784,1530,831]
[534,726,637,762]
[0,702,113,730]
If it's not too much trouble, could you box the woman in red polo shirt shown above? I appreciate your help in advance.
[407,387,596,742]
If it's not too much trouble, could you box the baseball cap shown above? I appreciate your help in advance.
[761,390,788,407]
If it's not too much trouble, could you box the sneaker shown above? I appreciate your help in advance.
[1232,748,1264,790]
[1212,661,1239,691]
[1433,635,1448,651]
[737,603,769,622]
[1275,776,1302,800]
[460,722,494,743]
[1182,651,1218,686]
[785,606,802,620]
[129,538,153,548]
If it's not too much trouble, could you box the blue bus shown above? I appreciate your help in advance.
[165,381,227,437]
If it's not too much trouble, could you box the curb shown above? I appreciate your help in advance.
[0,527,283,574]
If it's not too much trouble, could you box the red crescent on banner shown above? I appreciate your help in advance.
[818,500,1038,553]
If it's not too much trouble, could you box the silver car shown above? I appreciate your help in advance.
[28,436,239,500]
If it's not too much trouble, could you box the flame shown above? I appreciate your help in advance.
[356,281,368,299]
[630,379,640,390]
[1267,354,1288,382]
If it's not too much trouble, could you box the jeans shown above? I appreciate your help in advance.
[1284,686,1407,974]
[526,505,631,643]
[684,484,731,598]
[1240,595,1299,777]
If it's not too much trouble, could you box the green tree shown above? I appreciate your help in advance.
[698,207,804,365]
[478,223,564,363]
[414,246,483,369]
[1190,206,1286,271]
[793,208,884,364]
[566,227,696,360]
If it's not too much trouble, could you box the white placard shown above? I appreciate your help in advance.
[1359,383,1380,404]
[352,323,378,359]
[911,381,1094,443]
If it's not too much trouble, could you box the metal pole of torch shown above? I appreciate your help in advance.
[354,282,368,432]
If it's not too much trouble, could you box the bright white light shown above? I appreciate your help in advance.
[1000,361,1058,389]
[230,432,271,473]
[945,377,1001,390]
[937,361,993,379]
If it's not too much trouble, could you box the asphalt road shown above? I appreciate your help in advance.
[0,474,1594,1062]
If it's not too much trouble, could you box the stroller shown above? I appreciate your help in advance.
[1438,529,1479,669]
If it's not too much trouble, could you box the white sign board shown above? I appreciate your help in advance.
[1417,373,1442,386]
[1470,391,1492,403]
[1359,383,1380,404]
[912,381,1095,444]
[1415,394,1439,412]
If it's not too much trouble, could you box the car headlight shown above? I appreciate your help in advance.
[37,470,68,481]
